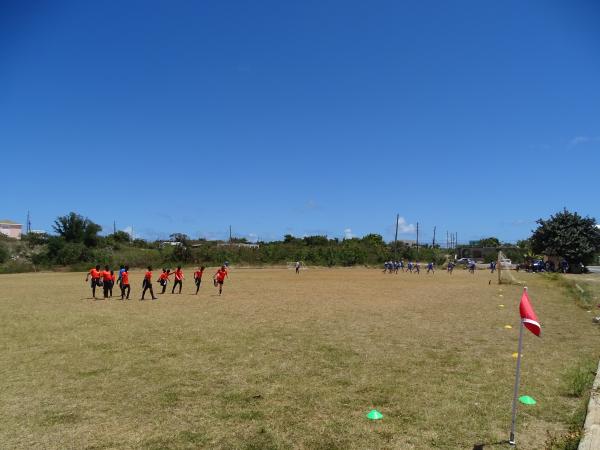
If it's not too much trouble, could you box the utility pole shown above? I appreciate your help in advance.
[446,230,449,249]
[26,211,31,234]
[113,220,116,235]
[432,226,436,248]
[416,222,419,255]
[394,213,399,260]
[229,225,232,242]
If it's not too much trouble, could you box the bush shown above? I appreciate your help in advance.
[54,242,90,266]
[0,260,35,274]
[0,243,9,264]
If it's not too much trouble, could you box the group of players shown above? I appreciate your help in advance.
[383,260,488,275]
[85,264,229,300]
[382,261,436,274]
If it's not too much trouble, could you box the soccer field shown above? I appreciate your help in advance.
[1,268,598,449]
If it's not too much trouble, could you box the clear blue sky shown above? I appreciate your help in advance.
[1,1,599,243]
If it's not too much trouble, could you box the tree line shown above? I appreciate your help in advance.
[1,209,598,272]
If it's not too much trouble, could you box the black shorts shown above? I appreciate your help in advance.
[216,280,224,285]
[195,278,202,286]
[91,278,100,288]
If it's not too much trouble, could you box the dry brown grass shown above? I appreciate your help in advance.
[0,267,598,449]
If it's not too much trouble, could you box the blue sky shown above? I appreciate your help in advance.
[1,1,599,243]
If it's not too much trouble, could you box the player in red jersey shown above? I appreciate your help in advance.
[141,266,157,300]
[85,265,101,299]
[157,269,171,294]
[100,266,113,299]
[120,266,131,300]
[171,266,184,294]
[213,266,228,295]
[109,270,116,297]
[194,266,205,294]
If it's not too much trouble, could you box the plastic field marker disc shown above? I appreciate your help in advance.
[519,395,536,405]
[504,325,512,329]
[512,353,521,358]
[366,409,383,420]
[499,304,505,308]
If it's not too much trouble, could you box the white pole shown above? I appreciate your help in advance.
[509,316,525,445]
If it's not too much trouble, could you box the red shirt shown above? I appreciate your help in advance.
[121,272,129,285]
[174,269,184,281]
[89,268,100,279]
[159,272,169,280]
[194,270,203,279]
[215,269,227,282]
[111,274,116,282]
[102,271,112,282]
[145,271,152,281]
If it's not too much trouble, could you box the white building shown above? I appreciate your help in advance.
[0,220,22,240]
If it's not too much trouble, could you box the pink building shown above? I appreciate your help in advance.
[0,220,22,240]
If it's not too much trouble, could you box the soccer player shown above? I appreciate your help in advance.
[489,261,496,273]
[414,262,420,274]
[141,266,157,300]
[109,270,116,297]
[172,266,184,294]
[407,261,413,273]
[194,266,205,294]
[117,264,126,287]
[427,261,434,274]
[86,264,101,299]
[295,261,301,274]
[399,260,405,272]
[157,269,171,294]
[447,262,455,274]
[468,261,476,274]
[101,265,112,299]
[213,265,228,295]
[561,260,569,273]
[120,266,131,300]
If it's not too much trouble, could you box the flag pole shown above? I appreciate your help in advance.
[509,287,527,446]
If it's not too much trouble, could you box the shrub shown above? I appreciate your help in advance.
[0,243,9,264]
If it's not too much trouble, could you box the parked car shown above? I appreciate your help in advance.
[532,259,545,272]
[456,258,475,265]
[499,258,512,268]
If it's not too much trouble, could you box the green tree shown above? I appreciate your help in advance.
[530,209,600,266]
[169,233,190,243]
[53,212,102,247]
[477,237,501,247]
[0,242,9,263]
[303,235,328,246]
[110,231,132,243]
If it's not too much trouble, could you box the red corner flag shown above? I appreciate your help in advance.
[520,288,541,337]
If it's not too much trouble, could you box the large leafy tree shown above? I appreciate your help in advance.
[476,237,501,248]
[52,212,102,247]
[530,209,600,266]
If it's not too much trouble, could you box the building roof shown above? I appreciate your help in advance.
[0,219,21,225]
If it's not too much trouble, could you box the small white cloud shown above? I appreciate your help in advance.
[569,136,600,147]
[344,228,353,239]
[397,216,416,234]
[306,200,318,210]
[123,226,134,238]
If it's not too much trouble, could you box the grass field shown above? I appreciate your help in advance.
[1,267,599,449]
